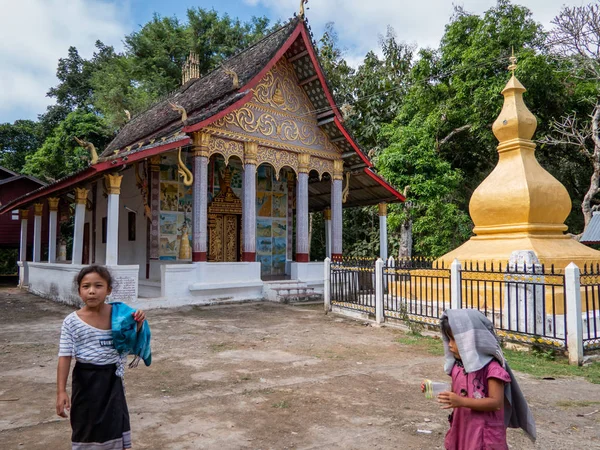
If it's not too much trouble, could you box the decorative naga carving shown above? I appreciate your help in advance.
[74,137,99,165]
[299,0,308,18]
[169,102,188,123]
[342,171,351,203]
[223,67,239,89]
[124,109,131,121]
[177,148,193,186]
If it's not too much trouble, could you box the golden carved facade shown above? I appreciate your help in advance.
[207,167,242,262]
[201,59,341,179]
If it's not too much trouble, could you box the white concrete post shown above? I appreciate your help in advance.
[32,203,43,262]
[47,198,60,263]
[72,187,88,265]
[243,142,257,262]
[324,257,331,313]
[450,259,462,310]
[19,210,28,262]
[296,154,310,262]
[324,208,332,259]
[104,174,122,266]
[376,258,385,324]
[379,203,388,262]
[565,262,583,366]
[192,133,210,262]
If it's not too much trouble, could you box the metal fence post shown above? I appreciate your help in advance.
[565,262,583,365]
[376,258,384,324]
[450,259,462,310]
[324,257,331,313]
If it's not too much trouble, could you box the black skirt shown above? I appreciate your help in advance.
[70,362,131,450]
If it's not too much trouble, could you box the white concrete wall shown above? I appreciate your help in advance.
[27,262,139,306]
[291,262,325,293]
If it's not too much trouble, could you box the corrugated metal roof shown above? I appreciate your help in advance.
[580,213,600,243]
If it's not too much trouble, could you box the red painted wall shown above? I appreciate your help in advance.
[0,178,50,249]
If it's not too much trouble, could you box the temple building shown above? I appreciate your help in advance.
[0,12,404,305]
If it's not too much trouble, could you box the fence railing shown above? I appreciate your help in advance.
[580,264,600,351]
[324,257,600,365]
[459,262,566,349]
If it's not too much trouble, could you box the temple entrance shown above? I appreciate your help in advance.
[207,166,242,262]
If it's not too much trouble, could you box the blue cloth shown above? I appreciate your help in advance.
[110,302,152,367]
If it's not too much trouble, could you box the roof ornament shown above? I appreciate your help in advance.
[223,67,239,89]
[169,101,188,123]
[299,0,308,18]
[124,109,131,122]
[182,51,200,85]
[508,47,517,75]
[177,147,193,186]
[342,171,350,203]
[73,137,99,165]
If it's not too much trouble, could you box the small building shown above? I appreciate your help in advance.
[0,166,47,273]
[0,13,404,305]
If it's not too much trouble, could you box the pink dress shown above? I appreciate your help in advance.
[444,360,511,450]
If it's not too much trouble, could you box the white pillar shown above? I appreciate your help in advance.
[32,203,43,262]
[450,259,462,310]
[332,160,343,260]
[324,208,332,259]
[19,210,28,262]
[243,142,257,261]
[47,198,60,263]
[376,258,385,324]
[105,174,122,266]
[72,187,88,265]
[565,262,583,366]
[324,257,331,313]
[296,154,310,262]
[379,203,388,262]
[192,133,209,262]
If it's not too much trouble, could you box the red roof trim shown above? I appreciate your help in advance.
[363,167,406,202]
[183,92,254,133]
[0,137,191,215]
[334,117,373,167]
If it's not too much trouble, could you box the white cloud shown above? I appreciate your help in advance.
[0,0,129,123]
[247,0,587,66]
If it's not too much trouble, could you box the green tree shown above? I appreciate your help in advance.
[22,110,112,182]
[0,120,43,173]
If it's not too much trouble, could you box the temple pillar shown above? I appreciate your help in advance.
[192,132,210,262]
[242,141,257,261]
[324,207,332,259]
[331,160,343,261]
[19,210,28,262]
[379,203,388,262]
[149,156,160,261]
[33,203,43,262]
[286,173,295,263]
[105,173,123,266]
[72,187,88,264]
[48,197,60,263]
[296,154,310,262]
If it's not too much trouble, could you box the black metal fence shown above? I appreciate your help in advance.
[580,264,600,351]
[383,259,450,325]
[330,258,376,313]
[459,262,566,349]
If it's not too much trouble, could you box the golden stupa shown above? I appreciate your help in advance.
[438,54,600,268]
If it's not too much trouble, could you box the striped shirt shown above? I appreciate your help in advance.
[58,312,126,377]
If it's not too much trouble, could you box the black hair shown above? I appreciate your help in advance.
[75,265,113,290]
[440,315,454,341]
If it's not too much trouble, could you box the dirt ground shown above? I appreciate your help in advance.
[1,287,599,450]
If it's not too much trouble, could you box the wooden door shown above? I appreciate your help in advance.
[208,213,240,262]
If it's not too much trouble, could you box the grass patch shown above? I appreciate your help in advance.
[395,331,600,384]
[209,342,238,353]
[272,400,290,409]
[556,400,600,408]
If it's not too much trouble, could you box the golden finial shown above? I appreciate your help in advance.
[182,52,200,85]
[299,0,308,18]
[507,47,517,75]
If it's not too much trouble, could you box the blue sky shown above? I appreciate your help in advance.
[0,0,586,124]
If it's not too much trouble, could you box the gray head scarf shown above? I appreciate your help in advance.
[441,309,536,442]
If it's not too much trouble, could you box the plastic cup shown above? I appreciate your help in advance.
[423,379,451,399]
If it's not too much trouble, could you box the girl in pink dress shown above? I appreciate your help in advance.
[435,310,536,450]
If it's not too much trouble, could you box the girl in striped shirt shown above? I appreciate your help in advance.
[56,265,147,450]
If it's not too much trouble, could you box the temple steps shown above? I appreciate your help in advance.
[262,280,323,304]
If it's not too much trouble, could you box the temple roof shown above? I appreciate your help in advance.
[0,15,404,215]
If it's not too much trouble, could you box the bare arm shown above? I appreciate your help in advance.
[56,356,71,417]
[438,378,505,412]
